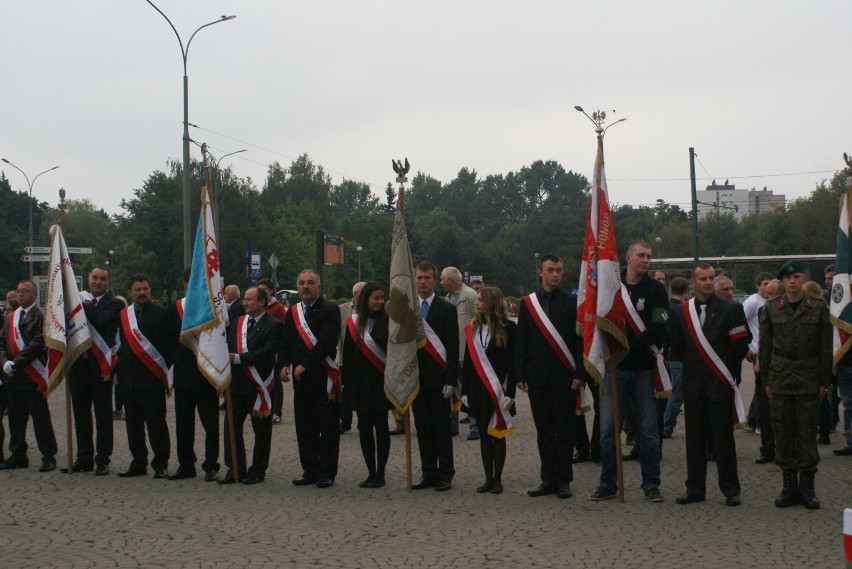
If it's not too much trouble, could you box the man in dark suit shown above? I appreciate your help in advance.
[220,285,282,485]
[516,254,587,499]
[0,280,58,472]
[169,267,220,482]
[224,284,245,322]
[64,266,123,475]
[279,269,341,488]
[670,263,749,507]
[411,260,459,491]
[115,274,175,478]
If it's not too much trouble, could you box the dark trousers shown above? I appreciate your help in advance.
[412,384,454,481]
[293,386,340,480]
[770,392,820,472]
[7,388,57,463]
[528,382,575,483]
[272,376,284,417]
[754,372,775,456]
[0,386,7,460]
[70,370,114,467]
[574,379,600,456]
[223,389,272,476]
[684,392,740,498]
[357,393,390,478]
[174,382,220,472]
[123,387,169,470]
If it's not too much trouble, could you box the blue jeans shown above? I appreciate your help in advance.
[837,365,852,450]
[663,361,684,434]
[599,369,661,491]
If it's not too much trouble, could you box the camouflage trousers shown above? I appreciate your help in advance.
[769,392,820,472]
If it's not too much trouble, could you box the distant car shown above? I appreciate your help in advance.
[276,289,299,306]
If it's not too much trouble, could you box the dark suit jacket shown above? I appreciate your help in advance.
[229,311,283,396]
[670,294,749,402]
[417,296,459,388]
[116,303,175,393]
[169,300,206,390]
[70,293,123,380]
[516,287,587,387]
[279,297,341,392]
[227,300,245,323]
[462,320,517,420]
[0,305,46,391]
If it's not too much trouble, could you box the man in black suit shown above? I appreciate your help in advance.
[411,260,459,491]
[279,269,342,488]
[169,267,220,482]
[65,266,123,475]
[224,284,245,322]
[220,286,282,485]
[670,263,749,507]
[516,254,587,499]
[115,274,175,479]
[0,280,58,472]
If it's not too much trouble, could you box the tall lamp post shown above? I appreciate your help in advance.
[357,245,363,282]
[534,252,540,290]
[655,236,662,259]
[1,158,59,280]
[144,1,236,269]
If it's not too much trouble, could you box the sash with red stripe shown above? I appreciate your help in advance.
[465,323,515,438]
[82,295,118,380]
[235,315,273,417]
[9,307,49,394]
[682,298,748,427]
[419,316,461,411]
[346,314,386,374]
[293,302,341,400]
[120,306,170,391]
[620,285,672,397]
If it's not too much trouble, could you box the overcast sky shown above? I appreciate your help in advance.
[3,1,850,217]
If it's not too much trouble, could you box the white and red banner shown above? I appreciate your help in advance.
[464,323,514,438]
[121,307,170,391]
[235,315,273,417]
[620,285,672,397]
[293,301,341,399]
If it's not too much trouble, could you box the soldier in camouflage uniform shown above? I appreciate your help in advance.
[759,260,832,509]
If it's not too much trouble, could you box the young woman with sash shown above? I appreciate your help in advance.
[341,281,392,488]
[461,286,517,494]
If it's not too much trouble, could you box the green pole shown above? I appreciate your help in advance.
[690,147,699,263]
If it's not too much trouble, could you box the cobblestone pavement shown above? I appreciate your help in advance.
[0,365,849,568]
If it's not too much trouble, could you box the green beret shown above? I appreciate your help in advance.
[778,259,805,279]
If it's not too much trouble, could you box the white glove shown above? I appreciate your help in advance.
[3,361,15,376]
[80,291,95,302]
[501,396,514,410]
[461,395,469,407]
[442,385,454,399]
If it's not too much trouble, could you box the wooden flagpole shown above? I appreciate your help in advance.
[404,410,413,492]
[225,387,239,482]
[58,189,75,474]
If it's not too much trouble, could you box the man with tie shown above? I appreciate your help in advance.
[280,269,342,488]
[411,261,459,491]
[669,263,749,506]
[115,274,175,478]
[220,285,283,485]
[65,266,123,475]
[0,281,58,472]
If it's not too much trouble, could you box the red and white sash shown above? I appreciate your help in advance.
[120,306,170,391]
[83,295,116,379]
[523,293,576,373]
[8,308,49,393]
[420,318,448,371]
[346,314,386,374]
[682,299,748,426]
[620,285,672,397]
[235,315,274,417]
[465,323,515,439]
[293,302,341,400]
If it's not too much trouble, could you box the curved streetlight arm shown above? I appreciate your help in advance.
[186,16,237,68]
[30,166,61,195]
[1,159,32,191]
[145,0,186,70]
[216,148,247,170]
[603,117,627,136]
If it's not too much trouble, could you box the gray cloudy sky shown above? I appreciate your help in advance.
[3,1,850,216]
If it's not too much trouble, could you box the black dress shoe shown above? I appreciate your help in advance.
[168,467,197,480]
[0,460,28,470]
[60,463,94,473]
[366,477,386,488]
[834,447,852,456]
[316,477,334,488]
[411,477,438,490]
[490,480,503,494]
[675,494,706,505]
[725,495,742,507]
[241,473,265,485]
[95,464,109,476]
[573,450,590,464]
[203,469,218,482]
[117,467,147,478]
[435,479,452,491]
[217,470,237,485]
[390,427,405,436]
[527,481,558,497]
[358,475,375,488]
[557,481,573,499]
[755,454,775,464]
[39,460,56,473]
[153,468,169,479]
[292,474,317,486]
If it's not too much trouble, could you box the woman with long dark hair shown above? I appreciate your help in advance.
[461,286,517,494]
[342,281,391,488]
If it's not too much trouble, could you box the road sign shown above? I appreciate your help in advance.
[66,247,93,254]
[24,246,50,254]
[22,255,49,262]
[269,252,279,270]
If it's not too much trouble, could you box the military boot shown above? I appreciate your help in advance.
[774,469,799,508]
[798,471,820,510]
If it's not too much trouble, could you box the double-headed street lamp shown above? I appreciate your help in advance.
[1,158,59,280]
[144,1,236,268]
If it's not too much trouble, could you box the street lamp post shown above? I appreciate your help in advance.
[534,252,540,290]
[1,158,59,280]
[357,245,363,282]
[656,236,662,259]
[144,1,236,269]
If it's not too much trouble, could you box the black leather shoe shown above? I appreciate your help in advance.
[95,464,109,476]
[241,473,265,485]
[292,474,317,486]
[527,481,557,497]
[557,481,573,499]
[39,460,56,473]
[435,479,452,491]
[573,450,590,464]
[203,469,218,482]
[725,495,742,507]
[117,467,147,478]
[366,477,386,488]
[167,467,197,480]
[755,454,775,464]
[316,477,334,488]
[153,468,169,479]
[358,475,374,488]
[411,477,438,490]
[390,427,405,436]
[834,447,852,456]
[675,494,706,505]
[217,469,237,485]
[60,462,94,473]
[0,460,28,470]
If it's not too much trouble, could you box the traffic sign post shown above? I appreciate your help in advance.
[21,255,49,262]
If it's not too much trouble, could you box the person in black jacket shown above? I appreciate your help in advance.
[516,254,587,499]
[462,286,517,494]
[341,281,391,488]
[279,269,342,488]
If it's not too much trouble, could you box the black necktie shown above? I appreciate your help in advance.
[248,317,256,331]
